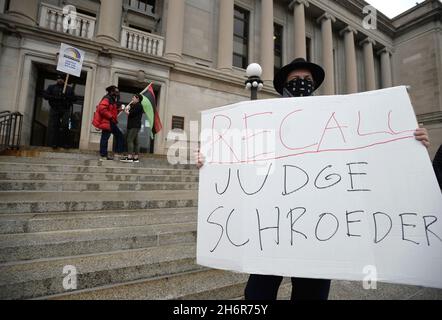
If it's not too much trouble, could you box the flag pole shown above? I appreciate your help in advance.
[140,83,152,95]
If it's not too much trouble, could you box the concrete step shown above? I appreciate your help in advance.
[45,269,249,300]
[0,171,199,183]
[230,281,300,301]
[0,243,202,300]
[231,281,292,301]
[0,161,199,176]
[0,207,197,234]
[238,279,442,300]
[0,180,198,192]
[0,222,197,263]
[0,155,193,169]
[0,190,198,214]
[327,280,442,300]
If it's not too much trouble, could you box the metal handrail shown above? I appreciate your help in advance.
[0,111,23,152]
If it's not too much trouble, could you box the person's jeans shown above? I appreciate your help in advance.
[100,122,124,157]
[244,274,331,300]
[127,128,140,154]
[47,107,70,148]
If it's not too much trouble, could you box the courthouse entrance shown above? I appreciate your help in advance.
[30,63,87,149]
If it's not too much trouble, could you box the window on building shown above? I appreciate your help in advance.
[233,6,249,69]
[76,8,96,18]
[274,23,283,75]
[128,0,156,14]
[306,37,312,62]
[128,24,152,34]
[172,116,185,131]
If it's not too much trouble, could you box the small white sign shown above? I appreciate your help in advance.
[57,43,85,77]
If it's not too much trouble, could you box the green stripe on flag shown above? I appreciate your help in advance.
[141,95,154,139]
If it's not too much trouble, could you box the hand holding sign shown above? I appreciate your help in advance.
[414,125,430,148]
[194,150,206,169]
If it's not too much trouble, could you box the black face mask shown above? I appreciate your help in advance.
[283,78,314,97]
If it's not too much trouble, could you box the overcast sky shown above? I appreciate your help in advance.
[365,0,426,18]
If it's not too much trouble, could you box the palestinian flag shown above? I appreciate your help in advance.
[140,83,163,139]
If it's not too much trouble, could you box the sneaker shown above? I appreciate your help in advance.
[133,158,140,163]
[100,156,114,161]
[120,157,134,163]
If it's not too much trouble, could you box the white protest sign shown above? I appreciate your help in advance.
[56,43,85,77]
[197,86,442,289]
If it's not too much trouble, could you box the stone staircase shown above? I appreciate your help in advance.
[0,150,441,300]
[0,150,253,300]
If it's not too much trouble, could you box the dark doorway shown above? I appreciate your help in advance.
[31,63,86,148]
[117,78,160,154]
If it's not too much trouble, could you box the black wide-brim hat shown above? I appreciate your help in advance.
[274,58,325,95]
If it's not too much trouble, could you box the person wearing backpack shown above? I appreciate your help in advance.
[93,85,124,161]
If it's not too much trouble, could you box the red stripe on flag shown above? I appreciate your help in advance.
[145,83,162,134]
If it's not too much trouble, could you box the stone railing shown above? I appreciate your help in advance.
[39,3,96,40]
[121,26,164,57]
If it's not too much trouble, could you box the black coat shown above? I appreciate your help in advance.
[127,102,144,129]
[43,84,76,110]
[434,145,442,190]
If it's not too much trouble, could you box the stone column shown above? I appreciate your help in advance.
[6,0,39,25]
[164,0,185,61]
[379,48,393,88]
[340,26,358,94]
[218,0,234,70]
[290,0,309,59]
[317,13,336,95]
[261,0,274,82]
[96,0,124,45]
[361,37,376,91]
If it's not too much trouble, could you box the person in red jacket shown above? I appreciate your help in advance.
[96,85,124,161]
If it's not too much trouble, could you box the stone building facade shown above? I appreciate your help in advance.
[0,0,440,157]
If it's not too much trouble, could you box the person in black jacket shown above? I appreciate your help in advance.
[121,94,144,163]
[434,145,442,190]
[43,74,76,149]
[195,58,431,301]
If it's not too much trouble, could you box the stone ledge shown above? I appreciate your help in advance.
[417,111,442,125]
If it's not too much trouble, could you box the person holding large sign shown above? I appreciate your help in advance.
[195,58,431,300]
